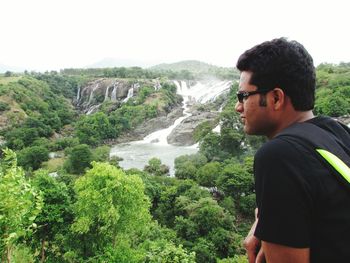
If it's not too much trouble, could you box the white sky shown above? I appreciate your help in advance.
[1,0,349,71]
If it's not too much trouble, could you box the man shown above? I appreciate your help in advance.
[235,38,350,263]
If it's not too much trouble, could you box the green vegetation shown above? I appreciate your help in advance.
[150,60,239,80]
[314,62,350,116]
[60,60,239,80]
[0,149,43,261]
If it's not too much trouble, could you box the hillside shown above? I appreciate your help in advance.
[149,60,239,80]
[149,60,221,71]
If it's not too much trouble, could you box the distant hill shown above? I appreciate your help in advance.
[149,60,238,80]
[86,58,153,69]
[149,60,231,72]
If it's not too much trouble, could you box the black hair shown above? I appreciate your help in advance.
[236,37,315,110]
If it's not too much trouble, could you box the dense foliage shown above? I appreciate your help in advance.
[314,62,350,116]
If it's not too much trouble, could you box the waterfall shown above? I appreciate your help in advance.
[76,86,81,102]
[133,83,140,90]
[123,87,134,103]
[213,105,224,133]
[142,80,192,145]
[88,84,99,104]
[154,80,161,90]
[182,80,232,103]
[142,79,231,144]
[111,83,117,102]
[104,85,111,102]
[86,104,101,115]
[110,79,232,175]
[142,113,189,145]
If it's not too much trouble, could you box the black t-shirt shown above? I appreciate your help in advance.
[254,116,350,263]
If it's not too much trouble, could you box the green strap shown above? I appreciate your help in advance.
[316,149,350,184]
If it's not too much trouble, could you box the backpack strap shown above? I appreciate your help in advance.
[316,149,350,184]
[276,122,350,190]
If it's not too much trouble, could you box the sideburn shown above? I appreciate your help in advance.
[259,94,267,107]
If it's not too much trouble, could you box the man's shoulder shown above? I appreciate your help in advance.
[276,116,350,150]
[255,137,296,161]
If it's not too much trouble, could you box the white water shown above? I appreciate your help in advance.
[86,104,101,115]
[104,85,111,101]
[110,79,231,175]
[177,80,231,103]
[88,84,99,104]
[76,86,81,102]
[111,83,117,102]
[123,87,134,103]
[143,81,191,145]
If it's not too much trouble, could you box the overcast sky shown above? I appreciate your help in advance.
[1,0,349,71]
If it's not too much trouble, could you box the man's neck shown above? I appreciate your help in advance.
[268,110,314,139]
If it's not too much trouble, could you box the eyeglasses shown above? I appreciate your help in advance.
[236,89,271,103]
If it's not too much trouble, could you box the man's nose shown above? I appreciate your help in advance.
[235,101,243,113]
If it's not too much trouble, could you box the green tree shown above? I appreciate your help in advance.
[153,180,210,228]
[216,157,254,201]
[75,112,116,145]
[5,128,39,150]
[192,238,216,263]
[144,157,169,176]
[315,87,350,116]
[17,146,49,171]
[4,71,12,77]
[64,144,93,174]
[174,153,207,180]
[31,170,72,262]
[184,197,234,237]
[92,145,111,162]
[145,242,196,263]
[0,149,43,262]
[196,161,221,187]
[199,132,224,161]
[70,162,151,259]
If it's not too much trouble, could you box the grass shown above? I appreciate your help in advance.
[42,157,65,172]
[0,76,22,85]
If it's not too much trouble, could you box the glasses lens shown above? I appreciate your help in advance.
[237,93,244,103]
[237,92,246,103]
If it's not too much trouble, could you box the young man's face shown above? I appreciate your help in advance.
[235,71,275,137]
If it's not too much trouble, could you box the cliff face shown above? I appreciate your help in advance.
[112,107,184,143]
[74,78,161,114]
[167,111,219,146]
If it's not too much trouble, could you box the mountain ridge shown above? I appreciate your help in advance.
[149,60,234,72]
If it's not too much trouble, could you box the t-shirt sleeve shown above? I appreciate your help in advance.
[254,138,315,248]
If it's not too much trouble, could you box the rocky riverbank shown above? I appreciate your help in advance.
[167,111,219,146]
[111,106,184,143]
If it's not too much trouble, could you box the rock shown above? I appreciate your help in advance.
[113,106,184,143]
[75,78,146,113]
[167,111,219,146]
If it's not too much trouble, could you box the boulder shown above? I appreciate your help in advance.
[167,111,219,146]
[114,106,184,143]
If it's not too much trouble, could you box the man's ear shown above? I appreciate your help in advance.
[272,88,285,110]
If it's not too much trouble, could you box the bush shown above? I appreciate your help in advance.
[17,145,49,170]
[64,144,93,174]
[0,101,10,111]
[144,157,169,176]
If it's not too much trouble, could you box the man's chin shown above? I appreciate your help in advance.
[244,126,258,136]
[243,126,252,134]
